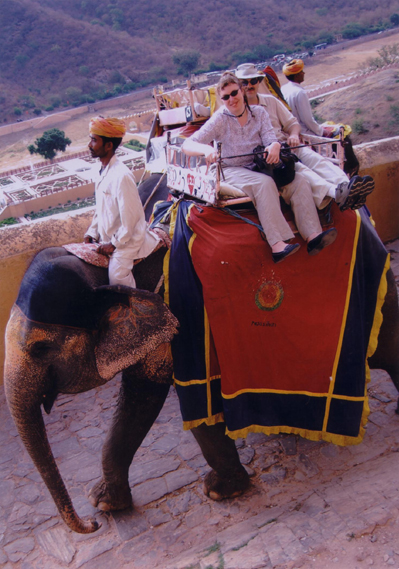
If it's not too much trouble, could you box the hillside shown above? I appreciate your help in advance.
[306,68,399,145]
[1,0,399,121]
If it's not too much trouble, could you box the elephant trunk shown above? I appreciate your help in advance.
[5,377,99,534]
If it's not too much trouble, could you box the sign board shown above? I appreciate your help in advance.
[166,145,217,204]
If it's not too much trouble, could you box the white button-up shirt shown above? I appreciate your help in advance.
[86,155,158,259]
[281,82,324,136]
[257,93,299,141]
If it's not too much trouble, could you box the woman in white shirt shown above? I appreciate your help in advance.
[183,73,337,263]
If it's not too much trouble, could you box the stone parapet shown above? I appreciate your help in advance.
[356,136,399,243]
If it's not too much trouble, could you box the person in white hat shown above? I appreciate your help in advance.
[237,63,374,211]
[183,72,339,262]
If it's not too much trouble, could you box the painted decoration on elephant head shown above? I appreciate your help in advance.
[255,280,284,311]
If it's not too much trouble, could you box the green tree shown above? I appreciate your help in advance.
[342,22,366,39]
[173,50,200,76]
[64,86,83,105]
[28,128,71,160]
[390,13,399,26]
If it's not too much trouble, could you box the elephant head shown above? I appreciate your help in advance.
[4,247,178,533]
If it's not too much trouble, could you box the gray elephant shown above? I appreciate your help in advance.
[4,245,179,533]
[4,178,399,534]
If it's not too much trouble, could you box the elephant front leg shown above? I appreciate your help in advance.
[89,370,170,511]
[191,422,250,501]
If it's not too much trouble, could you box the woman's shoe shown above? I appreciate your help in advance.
[307,228,338,256]
[272,243,300,264]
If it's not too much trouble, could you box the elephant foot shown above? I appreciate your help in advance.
[203,468,250,501]
[88,479,133,512]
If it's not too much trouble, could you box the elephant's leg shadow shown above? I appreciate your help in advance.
[191,422,250,500]
[89,367,170,511]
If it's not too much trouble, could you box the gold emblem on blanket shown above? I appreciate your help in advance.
[255,281,284,311]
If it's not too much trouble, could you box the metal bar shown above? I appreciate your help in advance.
[220,140,340,161]
[143,172,167,213]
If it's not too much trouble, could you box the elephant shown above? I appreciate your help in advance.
[4,174,399,534]
[4,244,179,534]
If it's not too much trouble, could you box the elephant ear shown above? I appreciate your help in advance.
[94,286,179,381]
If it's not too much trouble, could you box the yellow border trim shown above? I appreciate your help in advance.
[174,374,221,387]
[162,202,179,307]
[225,423,365,446]
[357,252,390,440]
[221,387,366,401]
[185,205,215,420]
[367,254,390,359]
[182,413,225,431]
[322,210,361,434]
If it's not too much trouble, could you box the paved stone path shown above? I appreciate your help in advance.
[1,240,398,569]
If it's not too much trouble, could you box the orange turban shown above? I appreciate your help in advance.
[282,59,304,77]
[89,116,126,138]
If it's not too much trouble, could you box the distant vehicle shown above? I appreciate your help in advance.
[272,54,286,62]
[315,43,327,50]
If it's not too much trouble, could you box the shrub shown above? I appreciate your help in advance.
[124,139,146,151]
[352,118,368,134]
[0,217,18,227]
[390,13,399,26]
[173,50,200,76]
[390,104,399,123]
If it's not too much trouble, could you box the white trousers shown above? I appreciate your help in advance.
[108,250,136,287]
[222,167,321,245]
[222,167,294,246]
[294,146,348,209]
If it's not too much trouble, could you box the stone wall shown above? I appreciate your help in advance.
[0,136,398,383]
[356,136,399,243]
[0,183,95,220]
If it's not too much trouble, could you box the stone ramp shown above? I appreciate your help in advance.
[0,240,398,569]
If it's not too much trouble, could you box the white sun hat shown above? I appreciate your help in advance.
[235,63,265,80]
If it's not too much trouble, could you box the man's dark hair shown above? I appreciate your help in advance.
[286,74,297,82]
[100,136,122,152]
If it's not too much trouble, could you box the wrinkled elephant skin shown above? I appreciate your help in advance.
[4,247,178,534]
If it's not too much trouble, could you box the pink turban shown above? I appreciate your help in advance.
[282,59,304,77]
[89,116,126,138]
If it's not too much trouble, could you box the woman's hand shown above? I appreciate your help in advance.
[204,148,218,167]
[264,142,281,165]
[287,133,300,148]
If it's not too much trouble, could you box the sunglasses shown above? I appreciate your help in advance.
[240,77,262,86]
[221,89,240,101]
